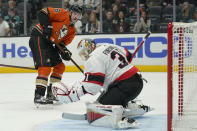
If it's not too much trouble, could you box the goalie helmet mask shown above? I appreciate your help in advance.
[77,38,96,61]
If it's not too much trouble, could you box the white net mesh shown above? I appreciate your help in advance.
[171,22,197,131]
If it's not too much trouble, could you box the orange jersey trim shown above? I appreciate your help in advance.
[37,36,43,66]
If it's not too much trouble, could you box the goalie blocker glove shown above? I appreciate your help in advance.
[59,42,72,61]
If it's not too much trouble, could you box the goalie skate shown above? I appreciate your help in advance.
[117,117,139,129]
[124,101,154,118]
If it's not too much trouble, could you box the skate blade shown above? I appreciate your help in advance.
[52,101,63,106]
[117,121,140,129]
[132,121,140,127]
[34,103,54,110]
[149,107,155,112]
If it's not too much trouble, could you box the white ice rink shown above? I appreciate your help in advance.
[0,72,167,131]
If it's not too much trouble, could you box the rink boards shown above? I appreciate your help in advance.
[0,33,168,73]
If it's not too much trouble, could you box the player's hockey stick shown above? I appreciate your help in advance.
[0,64,36,70]
[51,40,84,74]
[131,31,151,60]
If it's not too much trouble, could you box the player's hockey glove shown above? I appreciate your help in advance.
[59,42,72,61]
[43,23,53,40]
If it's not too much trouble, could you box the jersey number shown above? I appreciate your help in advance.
[54,8,60,12]
[111,50,128,68]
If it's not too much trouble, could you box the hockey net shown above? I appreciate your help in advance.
[168,22,197,131]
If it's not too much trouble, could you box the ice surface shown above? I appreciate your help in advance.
[0,72,167,131]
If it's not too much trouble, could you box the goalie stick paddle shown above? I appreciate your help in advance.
[62,112,87,120]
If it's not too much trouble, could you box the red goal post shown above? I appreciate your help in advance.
[168,22,197,131]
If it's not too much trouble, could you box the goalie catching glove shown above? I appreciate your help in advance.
[59,42,72,61]
[51,81,86,104]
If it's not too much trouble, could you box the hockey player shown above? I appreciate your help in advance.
[29,5,82,105]
[52,38,153,129]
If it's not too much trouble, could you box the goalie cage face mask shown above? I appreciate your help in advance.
[77,38,96,61]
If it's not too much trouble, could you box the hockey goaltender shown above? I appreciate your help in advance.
[52,38,153,129]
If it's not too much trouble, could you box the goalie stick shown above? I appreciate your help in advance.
[62,106,153,120]
[131,31,151,61]
[62,112,87,120]
[61,111,144,120]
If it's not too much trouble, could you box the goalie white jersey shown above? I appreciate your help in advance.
[51,44,140,104]
[82,44,139,95]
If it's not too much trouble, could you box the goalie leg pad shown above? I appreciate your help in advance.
[86,103,139,129]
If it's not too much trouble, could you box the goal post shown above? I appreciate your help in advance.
[167,22,197,131]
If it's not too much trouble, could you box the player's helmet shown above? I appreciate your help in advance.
[70,5,83,14]
[77,38,96,61]
[69,5,83,24]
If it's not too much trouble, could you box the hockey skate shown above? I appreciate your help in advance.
[34,86,53,105]
[34,93,53,105]
[46,90,58,101]
[46,85,62,105]
[123,101,154,118]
